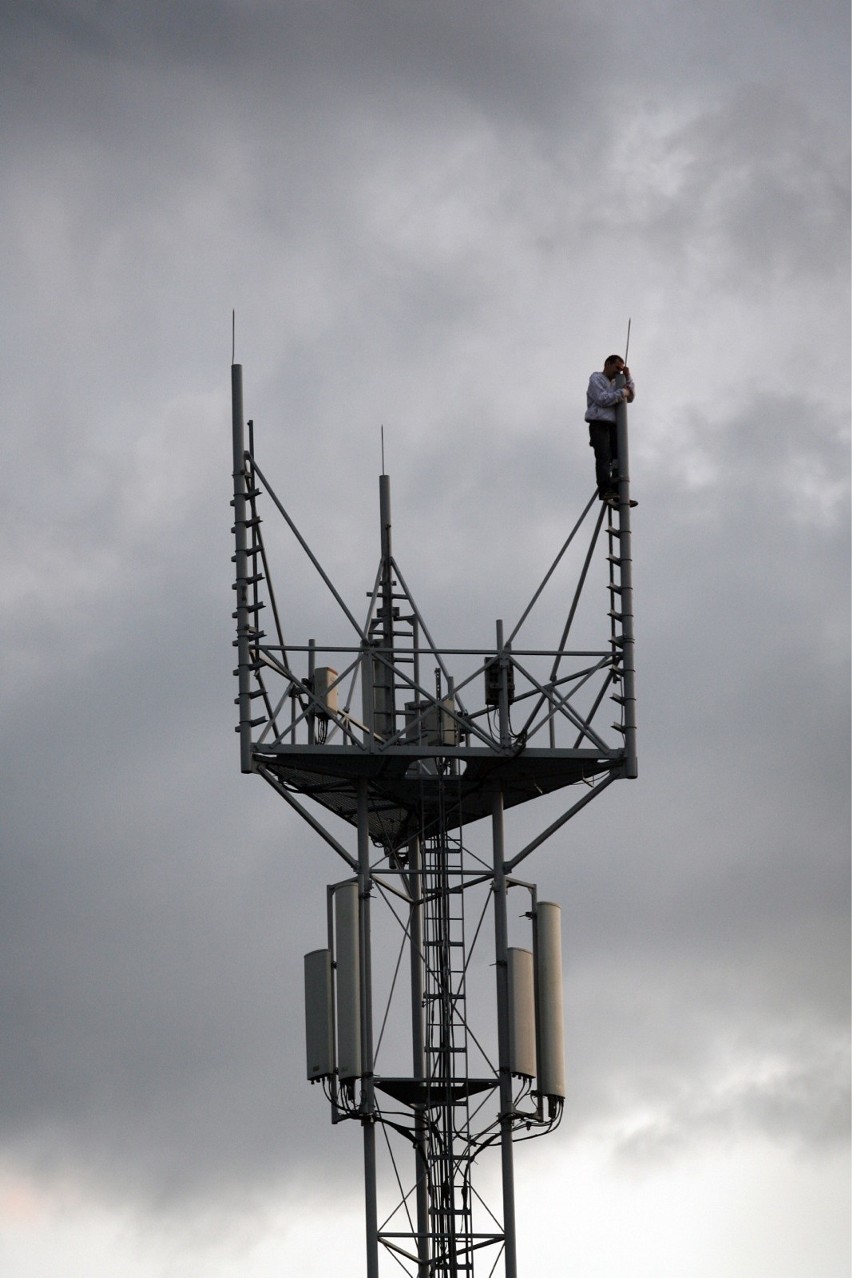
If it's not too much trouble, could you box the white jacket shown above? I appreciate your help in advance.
[584,371,635,423]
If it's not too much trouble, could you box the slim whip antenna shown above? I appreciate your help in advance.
[624,317,631,365]
[381,425,385,475]
[232,310,236,364]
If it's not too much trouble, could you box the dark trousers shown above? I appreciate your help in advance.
[588,421,618,497]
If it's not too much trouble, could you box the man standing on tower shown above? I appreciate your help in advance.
[585,355,635,504]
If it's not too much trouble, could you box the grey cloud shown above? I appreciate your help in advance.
[608,1031,850,1163]
[591,85,849,294]
[0,1,847,1264]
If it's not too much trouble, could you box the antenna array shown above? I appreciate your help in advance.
[229,364,637,1275]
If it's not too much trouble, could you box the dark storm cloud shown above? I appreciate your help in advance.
[0,591,345,1201]
[4,0,595,130]
[597,84,848,284]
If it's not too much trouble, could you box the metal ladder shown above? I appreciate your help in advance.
[422,796,474,1274]
[605,506,632,742]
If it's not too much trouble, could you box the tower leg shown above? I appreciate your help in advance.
[614,391,638,779]
[408,835,430,1275]
[357,779,379,1278]
[492,785,518,1278]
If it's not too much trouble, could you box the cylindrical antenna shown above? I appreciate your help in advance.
[232,309,236,364]
[507,947,536,1079]
[534,901,566,1100]
[335,882,362,1080]
[624,317,631,365]
[381,425,385,476]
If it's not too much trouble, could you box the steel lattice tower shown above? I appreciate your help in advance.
[230,363,637,1276]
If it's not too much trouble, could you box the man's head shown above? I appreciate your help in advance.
[603,355,625,378]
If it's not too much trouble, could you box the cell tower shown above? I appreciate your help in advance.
[230,364,637,1277]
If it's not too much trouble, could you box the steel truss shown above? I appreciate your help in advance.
[230,364,637,1275]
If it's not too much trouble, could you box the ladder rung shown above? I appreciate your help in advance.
[232,602,265,619]
[234,689,265,704]
[235,716,266,731]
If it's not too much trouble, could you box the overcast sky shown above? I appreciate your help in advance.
[1,2,849,1275]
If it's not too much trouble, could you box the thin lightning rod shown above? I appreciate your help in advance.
[381,425,385,475]
[232,310,236,364]
[624,316,631,364]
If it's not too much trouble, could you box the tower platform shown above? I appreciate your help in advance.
[256,741,622,846]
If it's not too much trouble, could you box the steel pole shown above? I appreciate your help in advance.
[492,784,518,1278]
[357,778,379,1278]
[614,380,638,779]
[377,474,395,739]
[408,835,430,1275]
[231,364,253,773]
[496,619,511,750]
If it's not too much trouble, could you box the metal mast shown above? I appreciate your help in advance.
[230,363,637,1274]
